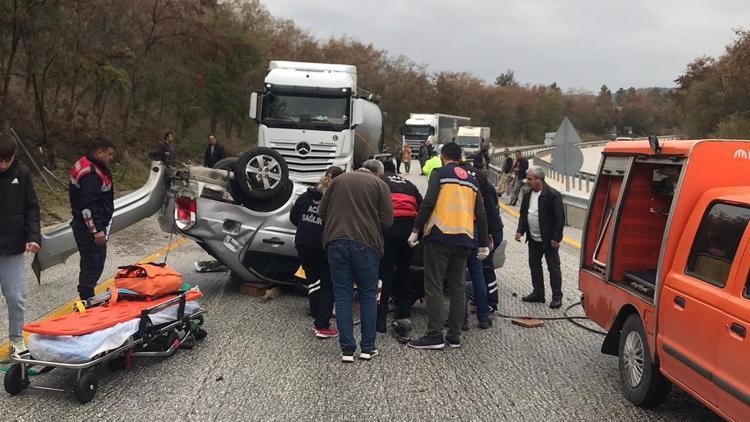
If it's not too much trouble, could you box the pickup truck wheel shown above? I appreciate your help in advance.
[234,148,289,201]
[212,157,238,171]
[618,314,671,407]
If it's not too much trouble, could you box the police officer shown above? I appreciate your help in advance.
[69,138,115,300]
[408,142,488,350]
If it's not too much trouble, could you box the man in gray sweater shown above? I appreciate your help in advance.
[319,159,393,363]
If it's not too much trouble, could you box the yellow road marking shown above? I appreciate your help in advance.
[0,237,188,361]
[499,202,582,249]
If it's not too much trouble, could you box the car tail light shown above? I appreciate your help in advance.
[174,196,196,230]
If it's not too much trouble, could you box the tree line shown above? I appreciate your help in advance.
[0,0,744,170]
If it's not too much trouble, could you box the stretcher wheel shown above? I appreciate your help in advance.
[194,328,208,341]
[74,371,98,404]
[166,331,180,356]
[4,364,29,395]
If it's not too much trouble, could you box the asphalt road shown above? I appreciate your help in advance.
[0,165,720,421]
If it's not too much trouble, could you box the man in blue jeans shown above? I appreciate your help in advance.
[319,160,393,362]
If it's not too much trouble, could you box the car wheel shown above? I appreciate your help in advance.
[618,313,671,407]
[234,148,289,202]
[212,157,238,171]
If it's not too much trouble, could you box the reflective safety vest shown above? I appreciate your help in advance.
[424,164,479,248]
[422,156,442,177]
[69,156,112,192]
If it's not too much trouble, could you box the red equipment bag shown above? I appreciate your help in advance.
[114,262,182,297]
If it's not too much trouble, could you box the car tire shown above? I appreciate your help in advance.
[618,313,671,407]
[212,157,238,171]
[234,148,289,202]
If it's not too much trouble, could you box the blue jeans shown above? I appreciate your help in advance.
[465,249,490,324]
[327,240,380,353]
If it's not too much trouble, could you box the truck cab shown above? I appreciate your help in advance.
[249,61,382,183]
[580,138,750,420]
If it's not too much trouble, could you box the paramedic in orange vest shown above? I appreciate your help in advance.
[69,138,115,300]
[407,142,489,350]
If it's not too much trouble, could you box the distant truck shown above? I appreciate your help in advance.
[580,137,750,420]
[401,113,470,156]
[455,126,491,159]
[249,61,382,183]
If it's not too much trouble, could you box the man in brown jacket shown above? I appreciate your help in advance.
[319,159,393,363]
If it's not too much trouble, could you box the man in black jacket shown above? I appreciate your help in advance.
[508,151,529,206]
[69,138,115,300]
[0,132,40,354]
[378,160,422,336]
[151,131,175,166]
[515,166,565,308]
[203,134,226,168]
[460,161,502,328]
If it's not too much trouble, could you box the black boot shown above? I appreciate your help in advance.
[376,306,387,333]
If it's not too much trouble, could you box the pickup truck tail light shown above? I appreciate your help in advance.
[175,196,196,230]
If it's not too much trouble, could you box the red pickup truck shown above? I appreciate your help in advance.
[580,138,750,420]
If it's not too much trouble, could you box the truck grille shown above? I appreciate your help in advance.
[269,140,337,179]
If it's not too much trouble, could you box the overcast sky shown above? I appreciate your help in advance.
[262,0,748,91]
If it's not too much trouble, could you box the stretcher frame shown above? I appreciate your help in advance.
[4,292,206,403]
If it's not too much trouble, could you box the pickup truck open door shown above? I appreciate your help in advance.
[31,162,169,281]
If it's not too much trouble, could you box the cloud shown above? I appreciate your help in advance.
[262,0,747,90]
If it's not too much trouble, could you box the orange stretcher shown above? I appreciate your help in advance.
[24,290,202,336]
[4,286,206,404]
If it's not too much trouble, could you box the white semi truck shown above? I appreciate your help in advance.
[249,61,382,183]
[455,126,491,159]
[401,113,470,156]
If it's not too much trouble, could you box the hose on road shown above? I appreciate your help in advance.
[492,301,607,336]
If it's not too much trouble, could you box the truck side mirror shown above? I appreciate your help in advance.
[249,92,259,121]
[352,99,364,127]
[430,127,436,135]
[400,125,405,136]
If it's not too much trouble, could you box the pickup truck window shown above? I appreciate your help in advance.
[686,203,750,287]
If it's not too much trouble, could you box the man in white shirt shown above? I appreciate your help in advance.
[514,166,565,309]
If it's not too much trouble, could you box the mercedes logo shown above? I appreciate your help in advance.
[296,142,311,155]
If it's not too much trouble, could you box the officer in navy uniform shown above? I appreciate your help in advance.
[69,138,116,300]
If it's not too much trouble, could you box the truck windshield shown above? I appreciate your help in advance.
[403,125,431,140]
[456,136,480,148]
[261,93,349,132]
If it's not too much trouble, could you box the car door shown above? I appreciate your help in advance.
[658,202,750,407]
[713,237,750,419]
[31,162,169,281]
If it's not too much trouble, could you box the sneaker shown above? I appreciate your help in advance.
[359,349,379,360]
[341,350,355,363]
[446,336,461,349]
[313,324,338,339]
[479,319,493,330]
[392,319,412,344]
[407,333,445,350]
[490,307,503,317]
[10,339,27,356]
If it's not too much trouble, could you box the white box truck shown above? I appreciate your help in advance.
[401,113,470,156]
[456,126,491,159]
